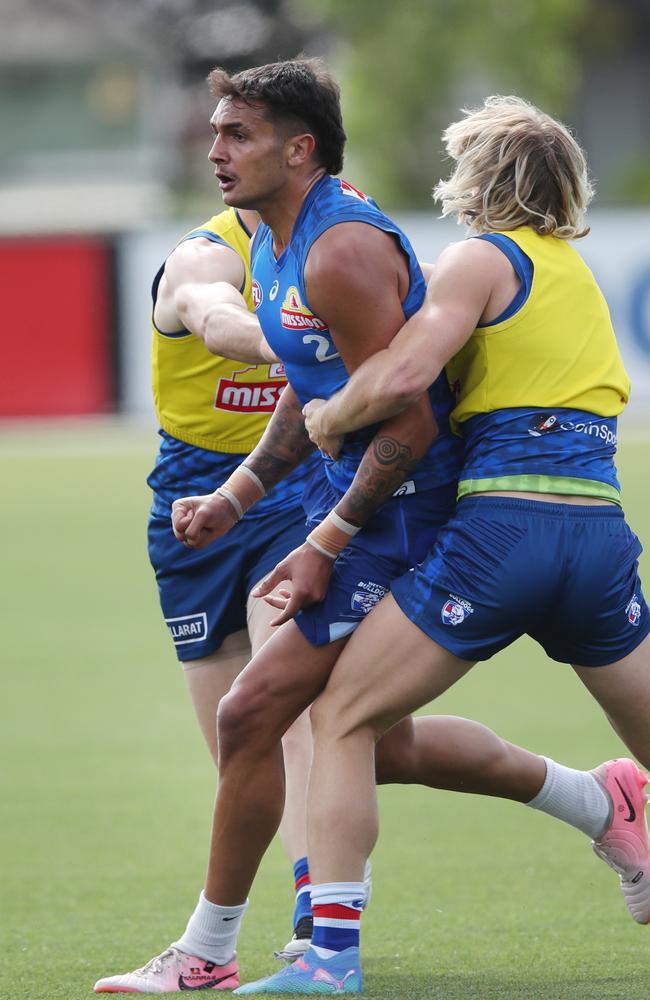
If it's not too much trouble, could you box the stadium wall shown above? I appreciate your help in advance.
[1,211,649,423]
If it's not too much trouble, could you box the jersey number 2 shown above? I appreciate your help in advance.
[302,334,340,363]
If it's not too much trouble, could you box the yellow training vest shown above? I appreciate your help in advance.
[446,227,630,435]
[151,208,286,454]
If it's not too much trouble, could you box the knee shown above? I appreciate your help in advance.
[309,691,376,750]
[308,692,337,742]
[217,683,267,765]
[282,708,313,758]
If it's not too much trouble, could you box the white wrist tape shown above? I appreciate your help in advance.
[306,510,362,560]
[238,465,266,497]
[215,465,267,522]
[306,535,338,560]
[216,486,243,521]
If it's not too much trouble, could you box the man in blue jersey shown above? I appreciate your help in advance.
[94,64,648,996]
[97,56,480,994]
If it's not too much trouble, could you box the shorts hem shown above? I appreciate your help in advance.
[565,621,650,668]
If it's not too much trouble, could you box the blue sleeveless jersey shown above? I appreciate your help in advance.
[250,175,462,494]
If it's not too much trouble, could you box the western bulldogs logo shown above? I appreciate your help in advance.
[351,580,387,615]
[351,591,381,615]
[251,279,263,309]
[441,594,474,626]
[626,595,642,627]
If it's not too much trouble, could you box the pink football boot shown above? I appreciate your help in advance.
[94,947,239,992]
[591,758,650,924]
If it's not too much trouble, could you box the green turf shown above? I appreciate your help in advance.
[1,421,649,1000]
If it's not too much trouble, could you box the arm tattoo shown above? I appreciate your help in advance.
[243,387,315,491]
[337,434,417,526]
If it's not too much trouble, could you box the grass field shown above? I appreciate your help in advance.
[2,419,649,1000]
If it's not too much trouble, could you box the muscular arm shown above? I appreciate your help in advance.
[305,223,439,527]
[306,238,505,439]
[156,236,278,363]
[242,383,316,491]
[252,224,438,624]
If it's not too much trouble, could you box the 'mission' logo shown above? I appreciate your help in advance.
[215,364,286,413]
[281,286,328,332]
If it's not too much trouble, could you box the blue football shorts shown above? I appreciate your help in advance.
[391,496,650,667]
[295,474,457,647]
[148,502,309,662]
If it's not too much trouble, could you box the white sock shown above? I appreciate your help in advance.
[527,757,611,838]
[172,892,249,965]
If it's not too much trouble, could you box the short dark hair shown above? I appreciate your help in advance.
[208,57,346,175]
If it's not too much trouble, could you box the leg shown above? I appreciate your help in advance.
[571,634,650,924]
[247,586,313,867]
[375,714,546,802]
[206,622,346,904]
[247,586,315,953]
[184,630,250,765]
[573,632,650,769]
[308,595,475,885]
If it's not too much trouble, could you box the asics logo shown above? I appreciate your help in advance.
[614,777,637,822]
[178,973,233,990]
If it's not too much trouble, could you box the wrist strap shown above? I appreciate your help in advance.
[216,465,266,522]
[306,509,361,560]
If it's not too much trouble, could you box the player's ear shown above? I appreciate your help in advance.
[286,132,316,168]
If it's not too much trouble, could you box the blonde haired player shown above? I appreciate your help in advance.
[235,96,650,993]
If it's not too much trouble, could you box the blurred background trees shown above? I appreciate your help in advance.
[0,0,648,227]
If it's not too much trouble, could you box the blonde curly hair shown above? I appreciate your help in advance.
[434,96,594,239]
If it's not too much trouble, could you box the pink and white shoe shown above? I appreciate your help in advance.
[94,947,239,993]
[591,758,650,924]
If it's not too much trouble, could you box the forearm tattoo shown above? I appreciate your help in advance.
[337,434,417,526]
[244,388,315,490]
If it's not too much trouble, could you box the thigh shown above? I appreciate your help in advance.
[222,620,349,745]
[573,632,650,766]
[313,594,475,740]
[246,577,291,656]
[184,632,251,764]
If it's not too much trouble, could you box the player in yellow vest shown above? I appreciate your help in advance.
[148,205,319,959]
[279,95,650,992]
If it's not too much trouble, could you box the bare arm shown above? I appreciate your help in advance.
[304,238,506,442]
[156,236,277,364]
[306,223,438,525]
[242,383,315,489]
[171,384,314,549]
[253,223,439,624]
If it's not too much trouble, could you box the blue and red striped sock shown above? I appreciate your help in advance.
[310,882,365,958]
[292,856,312,929]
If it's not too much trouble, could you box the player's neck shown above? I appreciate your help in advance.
[261,168,327,257]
